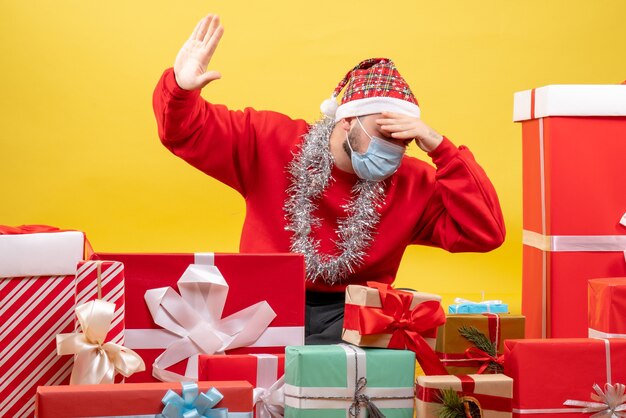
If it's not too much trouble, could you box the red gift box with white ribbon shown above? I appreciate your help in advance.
[504,338,626,417]
[199,353,285,418]
[514,84,626,338]
[0,226,85,418]
[91,252,305,383]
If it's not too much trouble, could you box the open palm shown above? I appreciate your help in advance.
[174,14,224,91]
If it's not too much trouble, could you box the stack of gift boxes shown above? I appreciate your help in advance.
[1,82,625,418]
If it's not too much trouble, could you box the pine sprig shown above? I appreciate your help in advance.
[437,388,483,418]
[458,325,503,373]
[437,388,465,418]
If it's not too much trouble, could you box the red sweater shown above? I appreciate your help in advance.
[153,68,505,292]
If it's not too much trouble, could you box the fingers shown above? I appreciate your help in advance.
[204,24,224,58]
[389,130,416,139]
[202,15,220,45]
[192,14,214,42]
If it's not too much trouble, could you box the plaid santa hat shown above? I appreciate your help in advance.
[321,58,420,121]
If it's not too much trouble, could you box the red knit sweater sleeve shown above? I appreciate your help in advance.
[411,137,506,252]
[152,68,301,197]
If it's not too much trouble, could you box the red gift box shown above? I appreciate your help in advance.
[503,338,626,417]
[0,275,76,418]
[35,381,253,418]
[514,85,626,338]
[199,354,285,418]
[589,277,626,338]
[91,252,305,382]
[0,227,86,418]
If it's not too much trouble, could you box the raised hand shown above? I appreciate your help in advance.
[376,112,444,153]
[173,14,224,91]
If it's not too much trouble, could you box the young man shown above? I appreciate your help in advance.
[153,14,505,343]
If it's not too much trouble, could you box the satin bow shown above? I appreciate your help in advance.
[359,282,448,375]
[253,376,285,418]
[463,346,505,374]
[56,299,145,384]
[162,382,228,418]
[564,383,626,417]
[145,263,277,381]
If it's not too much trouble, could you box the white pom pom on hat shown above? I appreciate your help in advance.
[320,58,420,121]
[320,95,339,118]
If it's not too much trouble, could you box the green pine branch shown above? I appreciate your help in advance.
[437,388,466,418]
[437,387,483,418]
[458,325,503,373]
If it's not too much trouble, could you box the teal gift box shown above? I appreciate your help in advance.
[284,344,415,418]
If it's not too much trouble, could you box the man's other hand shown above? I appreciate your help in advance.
[174,14,224,91]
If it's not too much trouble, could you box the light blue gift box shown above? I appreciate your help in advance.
[284,344,415,418]
[448,298,509,314]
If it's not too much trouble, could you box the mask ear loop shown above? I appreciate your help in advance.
[355,117,374,141]
[357,116,405,153]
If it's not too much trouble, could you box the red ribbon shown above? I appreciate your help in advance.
[0,225,61,234]
[463,347,505,374]
[344,282,448,375]
[440,313,502,374]
[416,375,512,412]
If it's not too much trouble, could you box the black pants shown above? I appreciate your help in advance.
[305,291,345,344]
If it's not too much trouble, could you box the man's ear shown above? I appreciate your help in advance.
[339,117,354,132]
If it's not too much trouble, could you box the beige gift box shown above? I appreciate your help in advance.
[416,374,513,418]
[342,284,442,349]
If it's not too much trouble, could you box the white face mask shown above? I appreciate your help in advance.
[345,117,405,181]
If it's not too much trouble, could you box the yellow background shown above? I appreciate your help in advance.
[2,1,625,313]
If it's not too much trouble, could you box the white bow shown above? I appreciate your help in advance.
[145,263,277,381]
[453,297,503,305]
[56,300,145,384]
[564,383,626,417]
[253,376,285,418]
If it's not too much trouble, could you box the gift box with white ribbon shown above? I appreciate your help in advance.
[0,226,86,418]
[199,353,285,418]
[284,344,415,418]
[91,252,305,383]
[503,338,626,417]
[514,84,626,338]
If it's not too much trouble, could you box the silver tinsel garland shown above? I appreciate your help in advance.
[284,117,386,285]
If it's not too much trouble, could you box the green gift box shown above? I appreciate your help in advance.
[284,344,415,418]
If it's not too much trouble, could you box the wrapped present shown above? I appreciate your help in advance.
[514,84,626,338]
[416,374,513,417]
[435,314,524,375]
[0,225,85,278]
[35,380,253,418]
[448,297,509,314]
[284,344,415,418]
[342,282,447,375]
[56,299,145,384]
[589,277,626,339]
[91,252,305,382]
[199,354,285,418]
[0,226,86,418]
[75,260,125,345]
[503,338,626,417]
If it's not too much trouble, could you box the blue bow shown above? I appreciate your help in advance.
[161,382,229,418]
